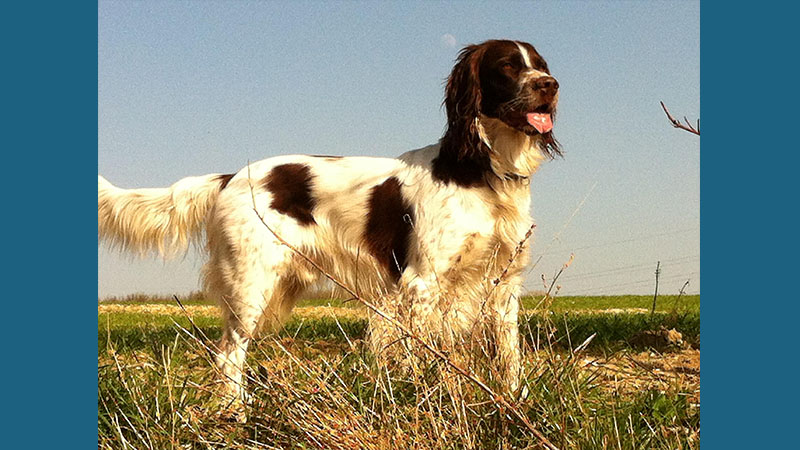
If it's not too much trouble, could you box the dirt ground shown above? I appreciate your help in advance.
[97,303,660,319]
[578,349,700,405]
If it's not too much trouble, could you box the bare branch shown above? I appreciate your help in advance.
[660,101,700,136]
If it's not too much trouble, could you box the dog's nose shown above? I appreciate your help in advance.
[532,76,559,93]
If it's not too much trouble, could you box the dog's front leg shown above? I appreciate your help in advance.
[492,280,523,393]
[365,273,441,374]
[404,274,444,342]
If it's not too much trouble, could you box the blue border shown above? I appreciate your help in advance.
[702,3,795,448]
[5,2,795,447]
[5,2,97,446]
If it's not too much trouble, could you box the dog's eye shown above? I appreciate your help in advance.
[501,62,514,71]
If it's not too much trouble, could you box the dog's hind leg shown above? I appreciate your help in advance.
[203,236,308,413]
[210,277,279,407]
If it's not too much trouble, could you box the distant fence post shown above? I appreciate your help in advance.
[651,261,661,316]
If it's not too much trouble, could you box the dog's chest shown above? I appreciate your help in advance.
[414,185,532,278]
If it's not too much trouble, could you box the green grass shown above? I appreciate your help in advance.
[99,310,699,353]
[522,312,700,351]
[98,296,700,449]
[541,294,699,314]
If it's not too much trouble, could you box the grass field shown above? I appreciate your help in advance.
[99,294,699,449]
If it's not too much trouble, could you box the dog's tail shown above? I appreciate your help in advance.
[98,173,234,257]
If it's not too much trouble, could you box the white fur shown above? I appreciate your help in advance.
[98,174,228,256]
[99,126,544,402]
[516,42,533,68]
[99,50,555,405]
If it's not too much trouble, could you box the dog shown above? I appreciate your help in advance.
[98,39,560,404]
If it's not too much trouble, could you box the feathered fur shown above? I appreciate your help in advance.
[98,39,561,408]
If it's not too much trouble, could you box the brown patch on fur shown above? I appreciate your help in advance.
[215,173,235,190]
[431,150,491,188]
[364,177,414,281]
[263,164,317,226]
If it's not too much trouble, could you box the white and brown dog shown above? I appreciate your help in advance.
[99,39,561,401]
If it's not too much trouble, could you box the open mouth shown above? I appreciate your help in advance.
[525,112,553,134]
[525,104,553,134]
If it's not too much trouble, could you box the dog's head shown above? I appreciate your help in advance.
[440,39,561,174]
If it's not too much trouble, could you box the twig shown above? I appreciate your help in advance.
[671,279,691,315]
[678,279,690,297]
[492,223,536,287]
[532,253,574,312]
[660,101,700,135]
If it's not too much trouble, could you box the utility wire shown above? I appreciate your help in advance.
[533,227,697,256]
[558,255,699,282]
[566,272,697,295]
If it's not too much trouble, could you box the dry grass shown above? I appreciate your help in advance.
[99,301,699,449]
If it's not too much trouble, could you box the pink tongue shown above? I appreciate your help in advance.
[526,113,553,133]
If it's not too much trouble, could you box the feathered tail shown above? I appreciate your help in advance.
[98,173,233,256]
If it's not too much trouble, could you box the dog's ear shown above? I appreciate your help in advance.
[441,44,488,161]
[433,44,492,187]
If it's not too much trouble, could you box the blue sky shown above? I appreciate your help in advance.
[98,0,700,298]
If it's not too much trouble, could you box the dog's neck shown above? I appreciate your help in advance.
[476,115,546,182]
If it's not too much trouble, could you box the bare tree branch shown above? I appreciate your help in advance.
[660,101,700,136]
